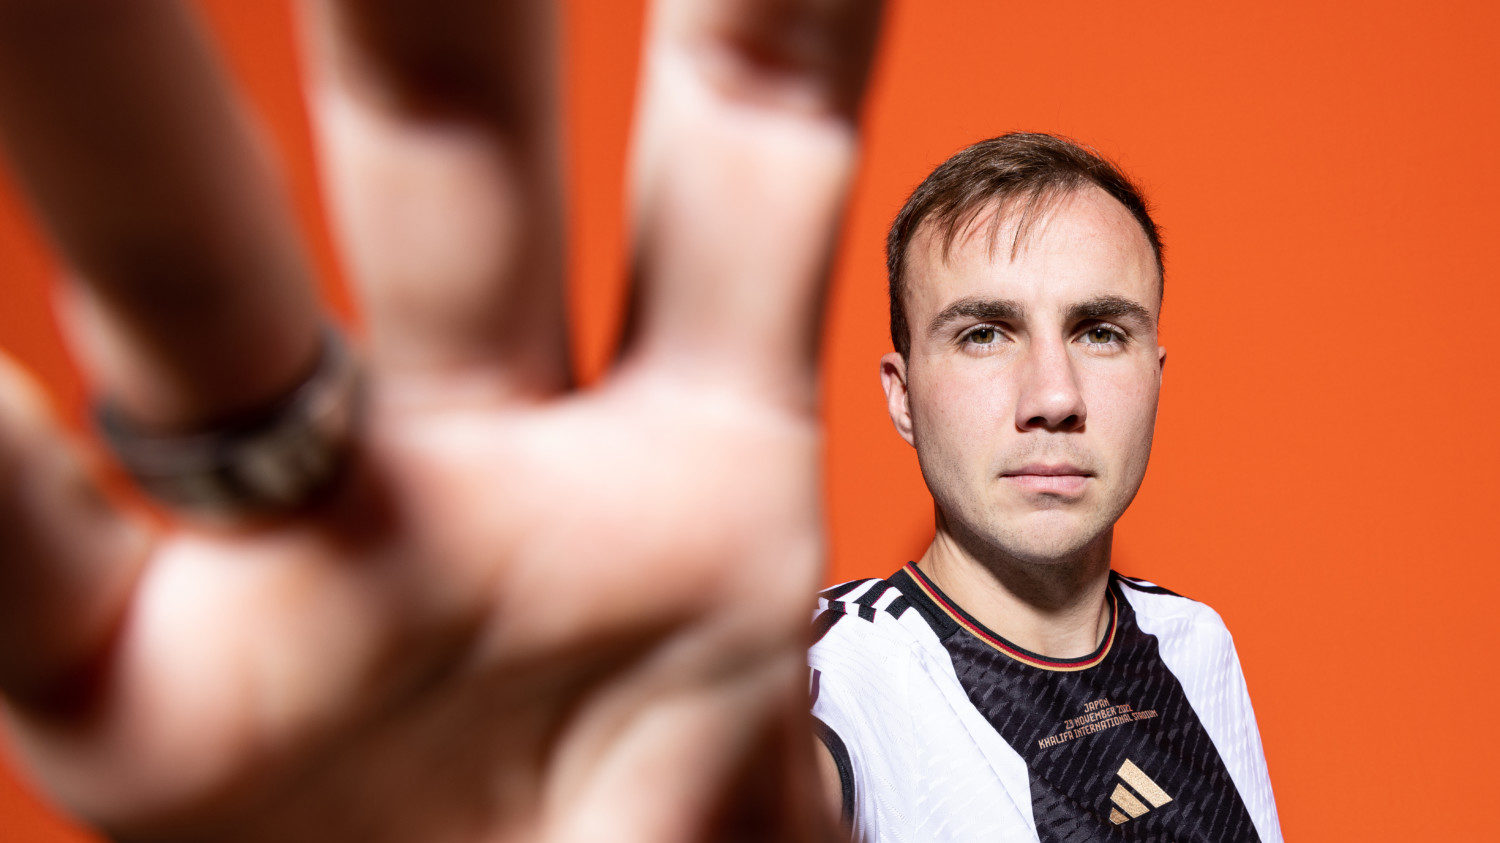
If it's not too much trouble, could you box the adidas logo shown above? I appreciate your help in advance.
[1108,759,1173,825]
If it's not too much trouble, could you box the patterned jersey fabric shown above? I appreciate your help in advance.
[809,565,1281,842]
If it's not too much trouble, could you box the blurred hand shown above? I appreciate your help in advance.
[0,1,880,839]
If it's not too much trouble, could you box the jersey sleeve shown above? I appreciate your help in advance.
[809,591,1039,843]
[1122,587,1284,842]
[810,609,912,843]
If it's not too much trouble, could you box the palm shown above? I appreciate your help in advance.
[0,1,878,840]
[11,383,817,839]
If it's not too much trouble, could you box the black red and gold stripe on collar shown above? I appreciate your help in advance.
[900,562,1118,672]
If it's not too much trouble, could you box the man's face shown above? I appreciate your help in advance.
[882,186,1165,564]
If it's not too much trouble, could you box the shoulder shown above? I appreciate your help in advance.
[808,578,925,779]
[810,575,942,658]
[808,574,952,704]
[1115,574,1280,837]
[815,577,920,626]
[810,576,1040,841]
[1114,572,1251,692]
[1114,571,1248,674]
[1114,572,1234,640]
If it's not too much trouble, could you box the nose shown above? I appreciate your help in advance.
[1015,337,1086,432]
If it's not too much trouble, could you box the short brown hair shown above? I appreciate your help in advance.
[886,133,1163,356]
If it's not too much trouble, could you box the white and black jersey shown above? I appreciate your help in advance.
[809,564,1281,842]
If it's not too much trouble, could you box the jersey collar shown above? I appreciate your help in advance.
[897,562,1119,672]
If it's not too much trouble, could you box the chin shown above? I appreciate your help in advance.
[939,493,1115,567]
[1001,539,1100,567]
[987,513,1112,566]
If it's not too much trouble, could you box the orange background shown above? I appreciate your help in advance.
[3,1,1497,839]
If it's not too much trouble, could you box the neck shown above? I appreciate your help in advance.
[916,517,1114,660]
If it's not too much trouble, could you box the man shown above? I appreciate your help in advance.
[809,135,1282,841]
[0,0,878,840]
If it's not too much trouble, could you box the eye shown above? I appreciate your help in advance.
[1081,326,1122,345]
[967,326,998,345]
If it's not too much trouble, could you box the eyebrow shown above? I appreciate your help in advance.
[1066,295,1154,327]
[926,297,1023,337]
[926,294,1155,338]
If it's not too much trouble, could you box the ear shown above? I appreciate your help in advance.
[880,352,916,447]
[1157,343,1167,373]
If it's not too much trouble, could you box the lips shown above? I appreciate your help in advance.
[1002,463,1092,495]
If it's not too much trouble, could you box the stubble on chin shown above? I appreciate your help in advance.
[948,484,1118,570]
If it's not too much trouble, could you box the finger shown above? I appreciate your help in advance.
[0,354,148,710]
[297,0,568,403]
[0,1,323,431]
[622,0,883,411]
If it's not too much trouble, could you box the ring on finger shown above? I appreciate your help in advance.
[94,327,363,518]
